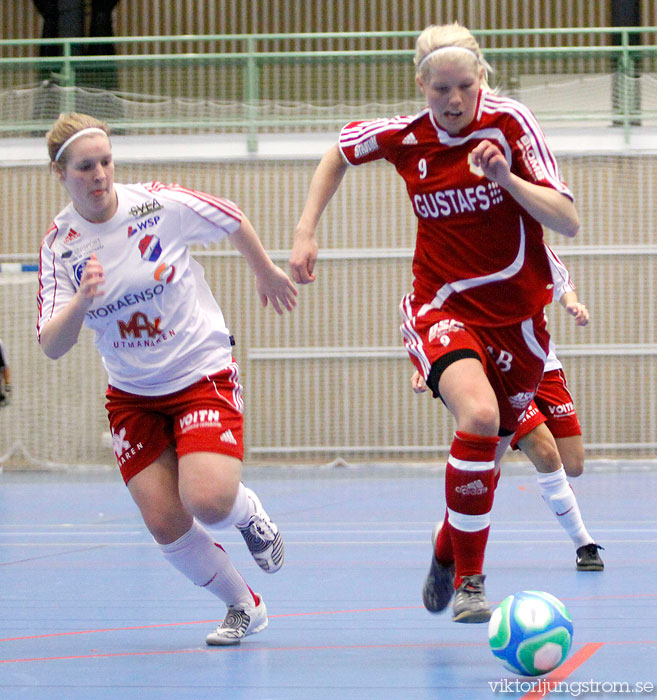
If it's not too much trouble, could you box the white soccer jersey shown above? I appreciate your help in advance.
[37,182,242,396]
[544,244,577,372]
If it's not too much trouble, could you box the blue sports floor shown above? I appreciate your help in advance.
[1,464,655,700]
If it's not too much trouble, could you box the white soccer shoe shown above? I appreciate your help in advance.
[237,487,285,573]
[205,594,268,646]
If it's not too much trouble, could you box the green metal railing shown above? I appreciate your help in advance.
[1,27,656,148]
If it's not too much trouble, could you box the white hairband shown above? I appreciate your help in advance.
[417,45,480,71]
[54,127,108,162]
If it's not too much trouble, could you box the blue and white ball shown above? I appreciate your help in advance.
[488,590,573,676]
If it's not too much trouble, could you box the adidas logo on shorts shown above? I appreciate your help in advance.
[220,429,237,445]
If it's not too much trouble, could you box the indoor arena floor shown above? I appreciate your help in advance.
[1,463,655,700]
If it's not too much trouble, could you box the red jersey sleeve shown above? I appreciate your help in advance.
[485,95,573,200]
[338,116,417,166]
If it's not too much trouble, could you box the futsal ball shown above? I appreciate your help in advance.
[488,590,573,676]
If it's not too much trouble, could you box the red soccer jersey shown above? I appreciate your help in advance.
[338,90,574,327]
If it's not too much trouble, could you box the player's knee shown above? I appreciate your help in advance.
[144,509,188,544]
[563,459,584,478]
[183,487,236,525]
[535,440,561,468]
[519,432,561,472]
[557,439,585,477]
[462,402,499,435]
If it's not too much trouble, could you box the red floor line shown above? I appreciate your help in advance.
[0,620,219,642]
[3,638,652,668]
[3,615,657,647]
[0,605,421,642]
[561,593,657,601]
[0,545,107,567]
[519,643,605,699]
[0,641,483,665]
[2,594,653,644]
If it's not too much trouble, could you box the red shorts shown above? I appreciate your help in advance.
[400,298,550,434]
[105,364,244,484]
[510,368,581,449]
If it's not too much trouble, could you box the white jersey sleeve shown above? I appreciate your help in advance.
[143,182,242,246]
[543,244,574,373]
[37,222,78,335]
[545,244,575,302]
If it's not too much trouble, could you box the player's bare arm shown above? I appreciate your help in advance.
[290,144,349,284]
[471,139,579,238]
[39,253,106,359]
[228,214,297,315]
[559,290,590,327]
[410,370,428,394]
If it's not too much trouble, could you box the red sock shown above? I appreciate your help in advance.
[433,509,453,564]
[435,466,501,563]
[445,431,498,588]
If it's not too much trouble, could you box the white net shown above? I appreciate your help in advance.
[1,69,656,137]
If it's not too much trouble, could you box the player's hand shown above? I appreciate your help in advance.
[566,302,589,326]
[77,253,105,307]
[411,370,428,394]
[289,234,318,284]
[256,264,298,314]
[470,140,511,187]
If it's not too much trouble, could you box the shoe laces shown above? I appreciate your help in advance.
[460,575,485,594]
[250,515,275,541]
[581,543,604,555]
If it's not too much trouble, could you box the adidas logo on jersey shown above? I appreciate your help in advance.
[402,132,418,145]
[455,479,488,496]
[220,429,237,445]
[64,228,81,244]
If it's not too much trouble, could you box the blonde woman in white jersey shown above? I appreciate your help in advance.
[37,112,297,646]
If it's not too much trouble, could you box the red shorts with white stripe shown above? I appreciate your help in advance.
[510,368,581,449]
[400,298,550,434]
[105,365,244,484]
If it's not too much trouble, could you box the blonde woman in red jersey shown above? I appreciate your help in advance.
[38,112,297,645]
[290,22,579,623]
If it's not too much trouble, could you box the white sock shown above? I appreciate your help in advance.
[536,466,594,548]
[214,482,253,529]
[159,519,255,606]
